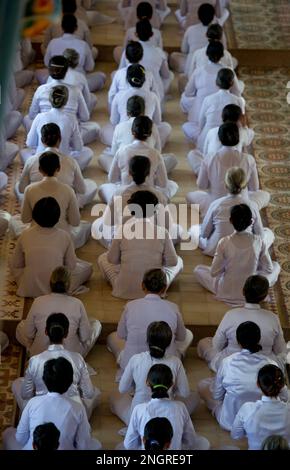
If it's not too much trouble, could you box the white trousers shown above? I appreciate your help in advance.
[15,69,34,88]
[80,121,100,145]
[0,141,19,171]
[5,111,22,139]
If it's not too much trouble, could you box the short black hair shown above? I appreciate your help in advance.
[236,321,262,353]
[230,204,252,231]
[143,268,167,293]
[127,190,158,218]
[136,19,153,42]
[243,275,269,303]
[222,104,242,123]
[62,0,76,14]
[126,64,146,88]
[216,68,234,89]
[32,197,61,228]
[129,155,151,185]
[144,418,173,451]
[46,313,69,344]
[42,357,74,394]
[33,423,60,451]
[147,321,172,359]
[39,151,60,177]
[206,41,224,63]
[125,41,143,64]
[198,3,215,26]
[48,56,68,80]
[137,2,153,20]
[127,95,145,117]
[207,23,223,41]
[41,123,61,147]
[61,14,77,34]
[218,122,240,146]
[132,115,152,140]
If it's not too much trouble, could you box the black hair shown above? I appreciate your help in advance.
[33,423,60,451]
[243,275,269,304]
[127,95,145,118]
[207,23,223,41]
[147,321,172,359]
[63,48,79,68]
[41,123,61,147]
[143,268,167,293]
[129,155,151,185]
[137,2,153,20]
[206,41,224,63]
[49,85,69,109]
[218,122,240,146]
[62,0,76,14]
[39,151,60,177]
[125,41,143,64]
[48,56,68,80]
[216,68,234,90]
[126,64,146,88]
[258,365,285,397]
[61,14,77,34]
[261,435,290,451]
[132,115,152,140]
[198,4,215,26]
[136,18,153,42]
[236,321,262,354]
[127,190,158,218]
[42,357,73,394]
[144,418,173,451]
[222,104,242,123]
[147,364,173,399]
[230,204,252,232]
[32,197,61,228]
[50,266,70,294]
[46,313,69,344]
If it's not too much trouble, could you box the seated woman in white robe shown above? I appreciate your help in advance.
[191,167,274,257]
[3,357,101,450]
[17,123,97,207]
[171,3,216,73]
[113,2,163,64]
[41,0,99,59]
[124,364,209,450]
[13,313,100,419]
[14,41,34,89]
[194,204,281,306]
[231,365,290,450]
[110,321,198,426]
[199,104,254,167]
[143,417,173,451]
[22,85,94,171]
[186,122,270,217]
[197,275,286,372]
[99,95,162,172]
[110,42,162,110]
[3,92,23,141]
[9,197,92,297]
[107,268,193,376]
[198,322,288,432]
[99,116,178,203]
[16,266,101,357]
[98,191,183,299]
[101,64,171,148]
[180,42,242,124]
[11,152,91,249]
[24,56,98,148]
[183,67,245,145]
[93,156,181,248]
[175,0,229,30]
[118,0,170,30]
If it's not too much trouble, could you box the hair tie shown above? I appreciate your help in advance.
[150,345,164,352]
[50,63,65,68]
[152,384,168,390]
[148,439,159,446]
[131,77,142,85]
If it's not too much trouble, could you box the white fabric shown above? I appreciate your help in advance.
[194,231,280,306]
[231,396,290,450]
[203,125,255,158]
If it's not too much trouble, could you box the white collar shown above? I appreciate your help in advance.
[245,303,261,310]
